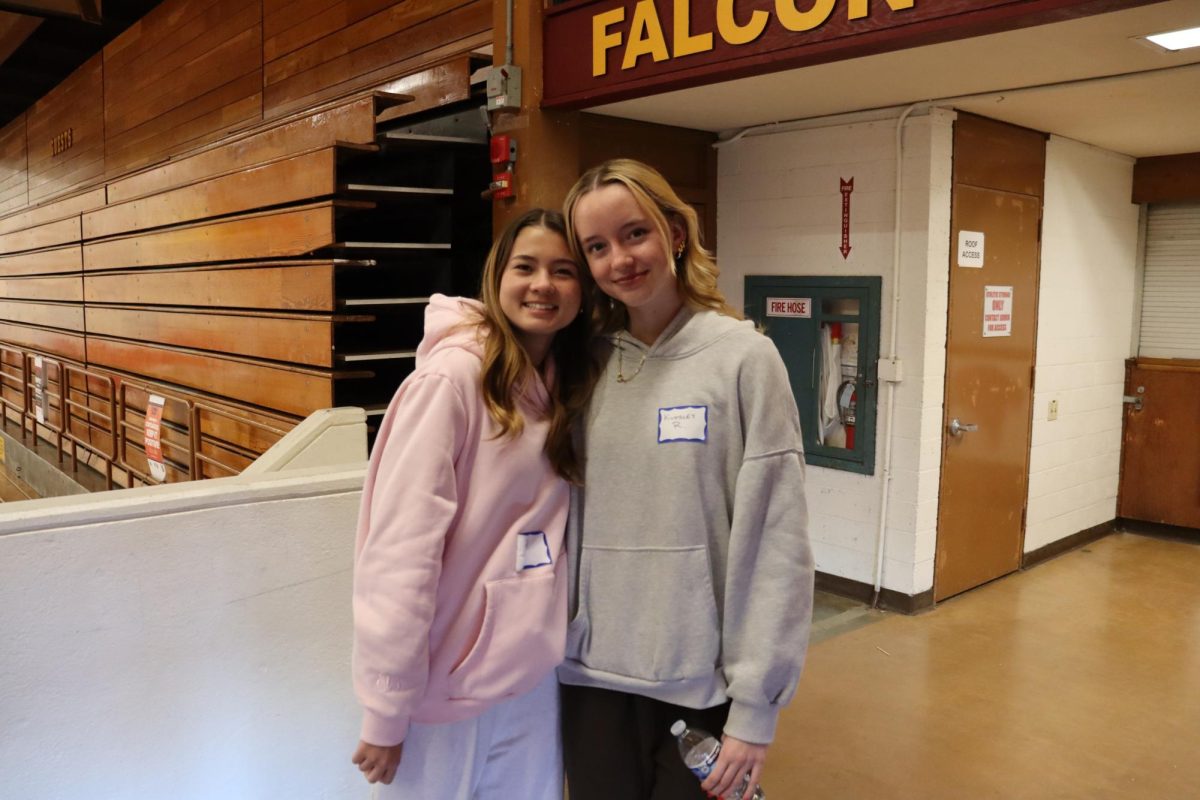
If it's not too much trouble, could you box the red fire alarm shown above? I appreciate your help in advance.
[490,135,515,166]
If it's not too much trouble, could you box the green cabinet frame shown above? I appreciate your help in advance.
[745,276,881,474]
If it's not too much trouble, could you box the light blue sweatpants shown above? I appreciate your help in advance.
[371,671,562,800]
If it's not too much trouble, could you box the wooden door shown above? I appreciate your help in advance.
[1118,358,1200,528]
[935,115,1045,602]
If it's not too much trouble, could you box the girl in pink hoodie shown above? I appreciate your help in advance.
[350,209,595,798]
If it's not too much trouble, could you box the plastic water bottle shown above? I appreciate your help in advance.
[670,720,765,800]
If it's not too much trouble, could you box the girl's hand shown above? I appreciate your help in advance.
[700,735,766,799]
[352,739,405,785]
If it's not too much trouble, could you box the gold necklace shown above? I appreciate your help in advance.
[615,333,648,383]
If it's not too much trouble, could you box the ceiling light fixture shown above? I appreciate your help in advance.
[1144,25,1200,51]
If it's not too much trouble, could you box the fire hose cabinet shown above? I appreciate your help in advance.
[745,276,881,475]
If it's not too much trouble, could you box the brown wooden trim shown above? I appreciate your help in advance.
[0,245,82,277]
[82,261,338,311]
[1021,519,1115,569]
[83,148,339,239]
[81,202,349,270]
[0,187,106,236]
[0,322,86,362]
[1116,518,1200,543]
[1133,153,1200,204]
[814,571,935,615]
[85,305,337,367]
[86,335,334,417]
[0,275,83,302]
[1130,356,1200,374]
[0,216,81,256]
[106,94,378,204]
[543,0,1161,109]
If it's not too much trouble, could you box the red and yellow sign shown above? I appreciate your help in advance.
[543,0,1155,108]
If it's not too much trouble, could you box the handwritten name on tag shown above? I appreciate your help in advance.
[658,405,708,443]
[516,531,552,571]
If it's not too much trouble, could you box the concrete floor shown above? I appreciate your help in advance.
[0,460,36,502]
[766,532,1200,799]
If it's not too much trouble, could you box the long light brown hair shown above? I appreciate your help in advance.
[474,209,597,483]
[563,158,740,333]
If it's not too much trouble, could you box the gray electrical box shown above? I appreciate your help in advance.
[485,65,523,112]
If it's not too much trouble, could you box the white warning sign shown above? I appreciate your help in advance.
[983,285,1013,338]
[958,231,985,268]
[765,297,812,318]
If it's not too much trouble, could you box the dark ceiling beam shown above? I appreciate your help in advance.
[0,2,101,23]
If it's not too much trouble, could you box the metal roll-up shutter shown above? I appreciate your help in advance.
[1140,203,1200,358]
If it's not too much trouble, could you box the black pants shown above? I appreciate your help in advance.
[561,683,731,800]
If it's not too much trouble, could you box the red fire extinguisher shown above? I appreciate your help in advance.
[838,379,857,449]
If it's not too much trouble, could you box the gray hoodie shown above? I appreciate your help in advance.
[559,307,814,745]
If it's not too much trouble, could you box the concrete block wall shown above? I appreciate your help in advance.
[716,109,956,595]
[1026,136,1140,552]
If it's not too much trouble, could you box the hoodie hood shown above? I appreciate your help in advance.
[416,294,485,366]
[416,294,552,411]
[609,306,756,360]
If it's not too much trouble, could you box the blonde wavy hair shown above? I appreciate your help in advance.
[473,208,597,483]
[563,158,740,333]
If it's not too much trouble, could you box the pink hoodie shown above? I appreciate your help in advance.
[352,295,568,747]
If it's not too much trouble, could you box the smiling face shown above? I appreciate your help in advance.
[572,182,684,336]
[497,225,582,356]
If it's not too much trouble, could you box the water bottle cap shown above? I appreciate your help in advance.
[670,720,686,737]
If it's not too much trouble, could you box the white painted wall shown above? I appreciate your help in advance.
[1025,136,1139,553]
[717,109,955,596]
[0,422,368,799]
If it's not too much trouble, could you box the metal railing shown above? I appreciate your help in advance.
[0,345,293,491]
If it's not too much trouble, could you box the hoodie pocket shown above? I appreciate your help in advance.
[574,544,720,681]
[446,563,565,702]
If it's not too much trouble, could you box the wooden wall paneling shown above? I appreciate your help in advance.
[84,148,339,239]
[0,187,105,236]
[122,378,295,456]
[0,114,28,216]
[0,275,83,301]
[115,378,294,465]
[104,70,263,178]
[25,54,105,204]
[103,0,263,177]
[106,95,378,203]
[0,322,85,362]
[102,0,223,66]
[0,300,84,331]
[264,0,397,63]
[952,113,1046,198]
[263,0,490,118]
[82,201,355,270]
[86,336,336,417]
[85,306,341,367]
[374,58,475,124]
[0,216,81,255]
[194,402,295,456]
[1133,152,1200,204]
[104,0,258,137]
[83,262,338,310]
[0,245,82,277]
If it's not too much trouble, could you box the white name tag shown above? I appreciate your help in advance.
[516,531,552,571]
[658,406,708,443]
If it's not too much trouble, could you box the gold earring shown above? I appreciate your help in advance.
[675,242,685,260]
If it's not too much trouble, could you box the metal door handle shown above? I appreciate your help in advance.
[949,418,978,436]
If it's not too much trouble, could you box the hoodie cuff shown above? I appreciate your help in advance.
[722,700,780,745]
[360,710,410,748]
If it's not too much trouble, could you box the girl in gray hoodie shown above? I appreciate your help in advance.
[559,160,814,800]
